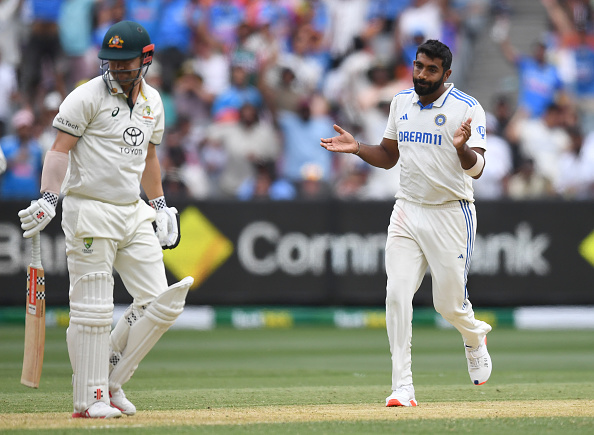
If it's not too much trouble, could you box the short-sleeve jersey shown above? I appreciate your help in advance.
[383,83,487,205]
[53,76,165,205]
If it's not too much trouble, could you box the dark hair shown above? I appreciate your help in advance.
[416,39,452,71]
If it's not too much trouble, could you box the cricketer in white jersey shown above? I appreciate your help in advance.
[55,75,164,204]
[18,20,193,419]
[321,39,492,408]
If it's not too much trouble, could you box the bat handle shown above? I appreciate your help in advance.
[29,200,42,268]
[31,233,42,269]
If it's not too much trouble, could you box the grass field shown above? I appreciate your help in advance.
[1,324,593,434]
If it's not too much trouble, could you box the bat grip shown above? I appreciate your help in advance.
[31,233,42,269]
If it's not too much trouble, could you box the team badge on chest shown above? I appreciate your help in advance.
[434,114,446,126]
[142,106,153,120]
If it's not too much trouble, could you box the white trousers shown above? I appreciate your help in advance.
[385,199,492,390]
[62,195,169,411]
[62,195,168,306]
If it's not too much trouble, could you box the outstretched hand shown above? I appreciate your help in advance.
[320,124,358,154]
[453,117,472,150]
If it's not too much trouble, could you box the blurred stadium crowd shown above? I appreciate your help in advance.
[0,0,593,201]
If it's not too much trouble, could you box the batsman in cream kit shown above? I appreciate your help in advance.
[18,21,193,418]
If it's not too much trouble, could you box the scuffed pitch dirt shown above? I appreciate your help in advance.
[1,400,593,430]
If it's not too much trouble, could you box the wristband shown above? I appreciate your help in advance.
[463,152,485,177]
[149,196,167,210]
[354,141,361,155]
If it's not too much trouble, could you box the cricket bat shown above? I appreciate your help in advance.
[21,233,45,388]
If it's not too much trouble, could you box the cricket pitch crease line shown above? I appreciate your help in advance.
[1,400,593,429]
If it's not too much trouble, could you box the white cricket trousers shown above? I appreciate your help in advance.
[385,199,492,390]
[61,195,168,306]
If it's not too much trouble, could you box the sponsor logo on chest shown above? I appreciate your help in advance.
[109,105,151,155]
[121,127,145,155]
[397,112,448,146]
[398,130,443,146]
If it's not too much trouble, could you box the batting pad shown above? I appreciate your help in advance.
[68,273,114,412]
[109,276,193,390]
[109,304,145,373]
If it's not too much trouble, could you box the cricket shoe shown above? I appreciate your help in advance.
[110,388,136,416]
[72,401,122,418]
[466,337,492,385]
[385,385,417,407]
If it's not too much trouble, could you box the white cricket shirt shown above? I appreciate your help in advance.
[53,76,164,205]
[383,83,487,205]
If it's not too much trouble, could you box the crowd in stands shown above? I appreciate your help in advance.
[0,0,593,201]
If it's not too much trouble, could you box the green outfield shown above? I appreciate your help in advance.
[1,324,593,434]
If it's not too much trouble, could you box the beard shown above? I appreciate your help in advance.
[413,73,445,96]
[113,72,138,86]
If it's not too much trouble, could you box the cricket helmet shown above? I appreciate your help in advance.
[98,21,154,92]
[99,20,154,61]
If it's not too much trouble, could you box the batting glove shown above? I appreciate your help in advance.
[150,196,181,250]
[18,193,58,238]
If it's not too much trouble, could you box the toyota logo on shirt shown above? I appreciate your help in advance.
[123,127,145,147]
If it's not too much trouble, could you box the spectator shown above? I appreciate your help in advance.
[91,0,125,51]
[237,161,296,201]
[154,0,197,93]
[211,64,262,122]
[158,116,210,200]
[358,92,402,200]
[356,62,407,115]
[491,93,514,137]
[245,0,295,54]
[400,30,428,69]
[37,91,63,157]
[204,0,245,52]
[542,0,594,133]
[58,0,97,90]
[230,22,259,82]
[173,60,211,127]
[324,0,370,63]
[20,0,66,107]
[275,25,325,94]
[397,0,443,51]
[322,35,377,125]
[144,60,178,128]
[0,50,19,138]
[200,132,227,197]
[204,103,279,197]
[0,109,43,199]
[507,158,554,200]
[494,19,564,118]
[299,161,331,199]
[191,34,230,103]
[276,95,335,191]
[159,116,206,200]
[160,130,191,200]
[243,13,282,67]
[333,160,369,200]
[125,0,161,38]
[555,126,594,199]
[259,61,302,114]
[473,114,513,200]
[296,0,330,39]
[507,102,571,188]
[0,0,25,68]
